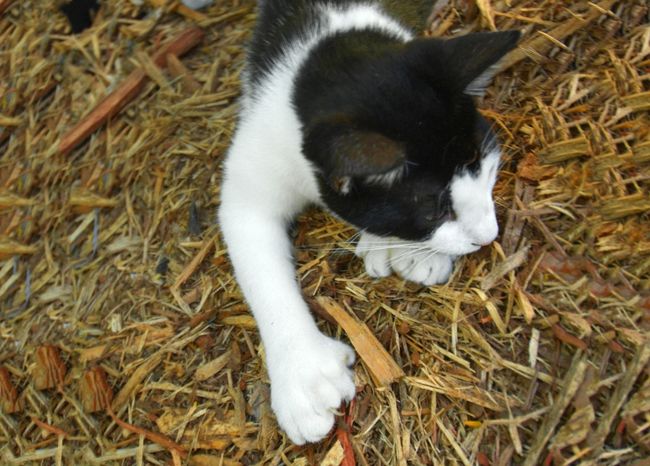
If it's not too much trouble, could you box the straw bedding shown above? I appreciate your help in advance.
[0,0,648,464]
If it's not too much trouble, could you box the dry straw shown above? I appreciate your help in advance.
[0,0,648,464]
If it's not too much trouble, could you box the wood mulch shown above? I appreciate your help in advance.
[1,0,648,464]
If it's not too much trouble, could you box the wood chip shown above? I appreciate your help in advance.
[195,350,231,381]
[111,354,163,411]
[0,366,21,413]
[32,345,66,391]
[315,296,404,387]
[79,367,113,413]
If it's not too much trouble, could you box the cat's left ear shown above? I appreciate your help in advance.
[440,30,521,96]
[303,120,406,194]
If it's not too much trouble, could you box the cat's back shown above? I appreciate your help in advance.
[247,0,432,88]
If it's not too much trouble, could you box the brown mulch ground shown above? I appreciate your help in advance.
[1,0,648,464]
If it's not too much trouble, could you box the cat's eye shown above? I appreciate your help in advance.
[426,208,455,224]
[466,150,481,166]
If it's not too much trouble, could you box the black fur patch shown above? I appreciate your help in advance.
[59,0,100,34]
[246,0,433,90]
[293,26,517,239]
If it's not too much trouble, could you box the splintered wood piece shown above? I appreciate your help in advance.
[79,367,114,413]
[155,409,252,450]
[166,53,202,93]
[111,354,162,411]
[552,324,588,350]
[195,350,231,381]
[58,26,204,155]
[31,416,69,438]
[108,407,188,458]
[32,345,66,390]
[481,245,529,291]
[320,441,345,466]
[475,0,496,30]
[171,233,217,291]
[315,296,404,387]
[0,366,21,413]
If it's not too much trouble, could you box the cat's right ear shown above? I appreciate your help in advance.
[406,30,520,96]
[442,30,521,96]
[303,121,406,194]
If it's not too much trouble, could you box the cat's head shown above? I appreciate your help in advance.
[295,30,520,256]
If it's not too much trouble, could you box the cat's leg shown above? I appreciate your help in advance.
[355,231,454,285]
[219,195,355,445]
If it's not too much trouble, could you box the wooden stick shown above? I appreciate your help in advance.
[166,53,202,93]
[171,233,217,291]
[315,296,404,387]
[58,26,204,155]
[31,417,70,438]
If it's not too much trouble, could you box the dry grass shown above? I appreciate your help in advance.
[1,0,648,464]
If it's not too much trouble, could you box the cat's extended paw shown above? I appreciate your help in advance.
[390,248,454,286]
[355,233,393,278]
[268,334,356,445]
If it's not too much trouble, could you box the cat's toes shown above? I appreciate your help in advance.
[269,336,356,445]
[355,233,392,278]
[362,249,392,277]
[391,250,454,286]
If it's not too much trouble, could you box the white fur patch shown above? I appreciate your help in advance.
[324,3,412,42]
[267,332,356,445]
[428,149,500,255]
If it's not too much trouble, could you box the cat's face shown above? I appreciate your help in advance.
[296,31,520,255]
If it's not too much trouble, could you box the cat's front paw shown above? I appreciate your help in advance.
[355,233,393,278]
[268,334,356,445]
[390,248,454,286]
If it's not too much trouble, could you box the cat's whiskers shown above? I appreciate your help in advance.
[358,243,426,250]
[384,245,438,269]
[394,247,445,276]
[296,240,427,251]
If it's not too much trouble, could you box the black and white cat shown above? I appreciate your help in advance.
[218,0,520,445]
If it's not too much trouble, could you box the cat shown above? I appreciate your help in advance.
[218,0,520,445]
